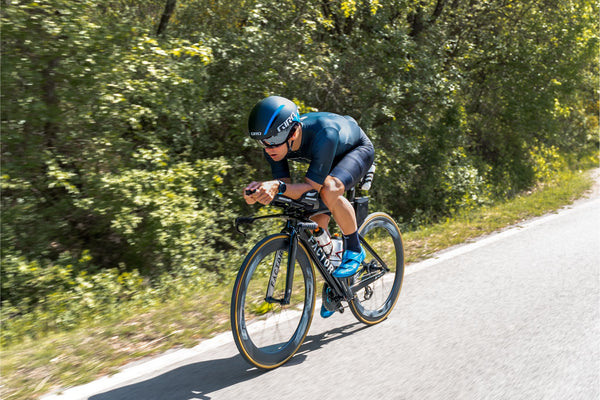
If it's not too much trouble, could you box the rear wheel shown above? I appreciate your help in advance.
[231,233,316,369]
[349,212,404,324]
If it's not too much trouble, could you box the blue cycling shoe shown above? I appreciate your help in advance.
[320,303,335,318]
[332,248,366,278]
[320,285,335,318]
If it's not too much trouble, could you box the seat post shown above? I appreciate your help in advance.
[349,185,369,227]
[346,186,356,203]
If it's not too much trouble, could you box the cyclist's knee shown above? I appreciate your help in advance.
[320,176,345,207]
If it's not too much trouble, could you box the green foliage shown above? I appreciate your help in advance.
[1,0,597,346]
[529,144,568,184]
[80,148,237,276]
[0,250,145,345]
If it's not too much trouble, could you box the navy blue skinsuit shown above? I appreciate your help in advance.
[265,112,374,190]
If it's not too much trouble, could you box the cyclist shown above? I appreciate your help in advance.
[243,95,375,317]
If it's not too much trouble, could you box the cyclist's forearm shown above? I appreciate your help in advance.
[279,181,314,200]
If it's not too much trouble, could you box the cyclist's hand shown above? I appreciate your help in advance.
[244,181,279,205]
[243,182,260,204]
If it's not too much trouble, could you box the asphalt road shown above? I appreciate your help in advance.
[45,191,600,400]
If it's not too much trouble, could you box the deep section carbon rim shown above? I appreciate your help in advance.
[231,234,315,369]
[349,212,404,324]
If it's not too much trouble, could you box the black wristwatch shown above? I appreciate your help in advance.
[277,180,287,195]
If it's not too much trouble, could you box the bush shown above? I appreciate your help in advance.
[0,146,264,345]
[0,251,146,345]
[529,143,567,184]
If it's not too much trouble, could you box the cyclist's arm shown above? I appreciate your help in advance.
[279,177,320,200]
[243,177,319,205]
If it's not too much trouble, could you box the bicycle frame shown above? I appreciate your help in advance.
[263,216,390,308]
[235,188,390,310]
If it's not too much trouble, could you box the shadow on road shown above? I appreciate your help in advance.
[90,322,368,400]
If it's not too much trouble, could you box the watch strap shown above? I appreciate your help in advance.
[277,180,287,195]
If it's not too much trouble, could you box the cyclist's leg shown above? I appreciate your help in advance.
[322,132,374,229]
[310,213,330,231]
[323,133,374,278]
[321,176,364,278]
[320,176,356,234]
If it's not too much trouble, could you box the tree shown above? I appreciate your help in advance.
[157,0,177,36]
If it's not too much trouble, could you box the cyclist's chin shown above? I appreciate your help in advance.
[266,151,286,162]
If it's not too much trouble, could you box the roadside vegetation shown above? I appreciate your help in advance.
[1,1,598,399]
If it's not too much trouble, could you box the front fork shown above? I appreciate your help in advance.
[265,228,299,306]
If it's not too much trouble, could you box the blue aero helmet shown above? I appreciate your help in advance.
[248,96,301,147]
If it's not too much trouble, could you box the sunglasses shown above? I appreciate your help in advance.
[259,124,297,148]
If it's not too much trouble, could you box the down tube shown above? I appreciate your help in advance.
[299,230,347,297]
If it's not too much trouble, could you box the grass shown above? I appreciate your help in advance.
[0,166,596,400]
[1,287,232,400]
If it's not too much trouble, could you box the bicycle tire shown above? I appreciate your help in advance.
[231,233,316,369]
[349,212,404,324]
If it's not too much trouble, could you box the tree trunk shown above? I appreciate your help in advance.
[42,57,60,148]
[156,0,177,36]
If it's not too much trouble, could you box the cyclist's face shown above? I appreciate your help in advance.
[264,140,289,161]
[264,125,298,162]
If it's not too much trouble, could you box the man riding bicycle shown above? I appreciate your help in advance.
[243,96,375,317]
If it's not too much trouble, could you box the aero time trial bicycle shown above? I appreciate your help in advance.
[231,180,404,370]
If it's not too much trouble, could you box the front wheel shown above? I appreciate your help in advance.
[349,212,404,324]
[231,233,316,369]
